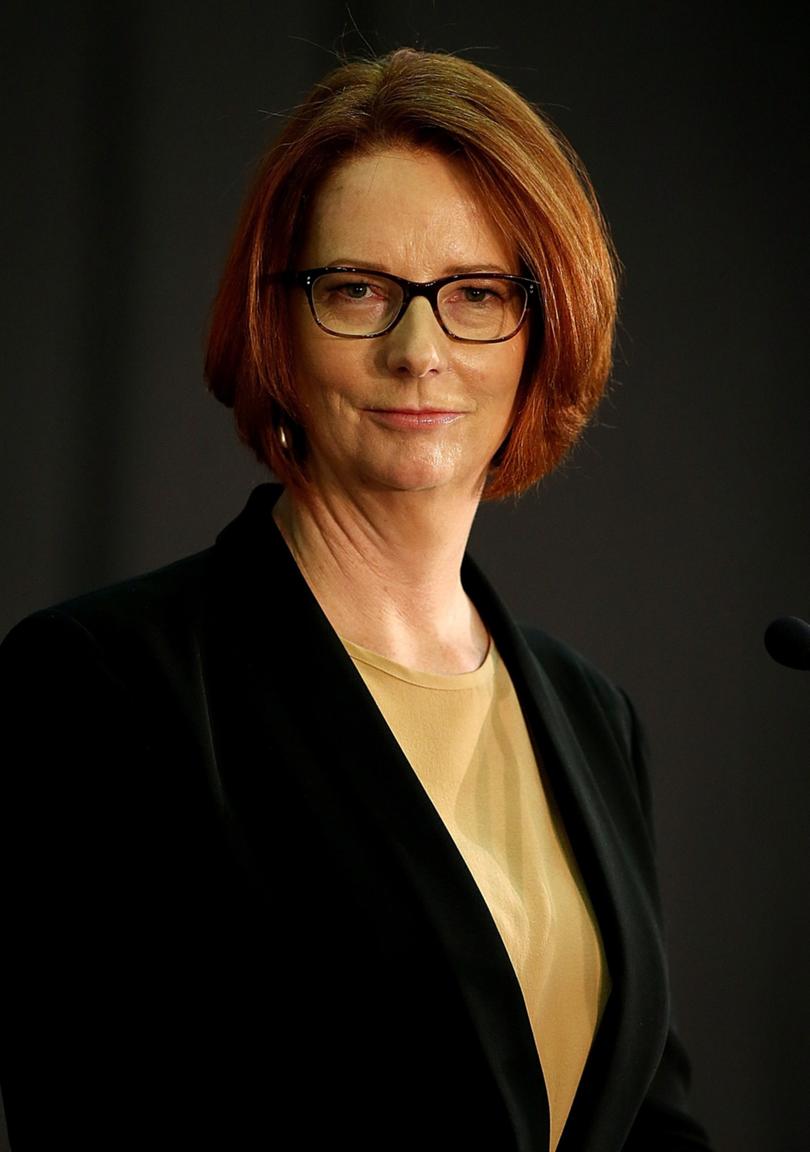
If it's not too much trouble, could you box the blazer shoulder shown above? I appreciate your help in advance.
[4,549,210,638]
[0,548,214,698]
[516,622,639,758]
[461,551,637,753]
[518,623,628,709]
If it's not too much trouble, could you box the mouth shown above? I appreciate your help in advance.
[365,407,465,429]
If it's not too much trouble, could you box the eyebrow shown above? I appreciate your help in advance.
[323,259,516,277]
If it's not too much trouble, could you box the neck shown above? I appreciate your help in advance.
[273,484,489,674]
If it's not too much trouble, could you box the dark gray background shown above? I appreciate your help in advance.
[2,3,808,1149]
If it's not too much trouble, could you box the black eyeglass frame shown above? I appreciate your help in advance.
[288,266,539,344]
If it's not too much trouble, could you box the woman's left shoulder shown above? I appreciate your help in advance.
[518,623,634,723]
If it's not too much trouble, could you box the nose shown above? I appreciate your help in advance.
[383,296,445,379]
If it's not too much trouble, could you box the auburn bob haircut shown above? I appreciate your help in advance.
[205,48,619,499]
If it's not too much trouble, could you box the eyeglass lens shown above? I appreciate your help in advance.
[310,271,527,340]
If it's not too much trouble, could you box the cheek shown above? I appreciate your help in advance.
[292,313,356,405]
[305,345,370,404]
[479,343,526,406]
[293,340,374,437]
[505,332,530,396]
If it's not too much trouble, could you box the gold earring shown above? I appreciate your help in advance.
[278,423,289,451]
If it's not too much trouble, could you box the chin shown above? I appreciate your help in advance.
[365,442,485,492]
[363,463,488,499]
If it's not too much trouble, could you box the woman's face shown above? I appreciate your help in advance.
[290,147,529,503]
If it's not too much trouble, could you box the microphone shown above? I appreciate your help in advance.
[764,616,810,670]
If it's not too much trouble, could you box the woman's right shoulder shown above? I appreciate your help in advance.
[0,546,213,674]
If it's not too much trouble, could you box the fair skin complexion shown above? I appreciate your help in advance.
[273,147,529,673]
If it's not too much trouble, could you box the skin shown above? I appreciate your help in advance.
[274,147,530,673]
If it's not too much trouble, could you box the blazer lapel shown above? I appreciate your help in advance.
[463,554,670,1151]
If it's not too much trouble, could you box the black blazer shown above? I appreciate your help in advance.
[0,484,711,1151]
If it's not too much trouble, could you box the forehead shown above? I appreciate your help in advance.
[298,147,518,274]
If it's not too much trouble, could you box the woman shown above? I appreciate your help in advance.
[0,49,712,1151]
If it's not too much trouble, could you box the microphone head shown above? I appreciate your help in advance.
[764,616,810,670]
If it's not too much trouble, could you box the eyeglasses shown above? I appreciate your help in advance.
[289,266,538,343]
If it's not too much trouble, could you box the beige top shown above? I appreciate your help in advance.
[344,636,609,1152]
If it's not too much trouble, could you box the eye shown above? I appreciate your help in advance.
[443,279,509,308]
[337,281,380,300]
[315,273,393,306]
[460,285,499,303]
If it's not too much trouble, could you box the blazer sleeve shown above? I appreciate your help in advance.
[0,608,172,1147]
